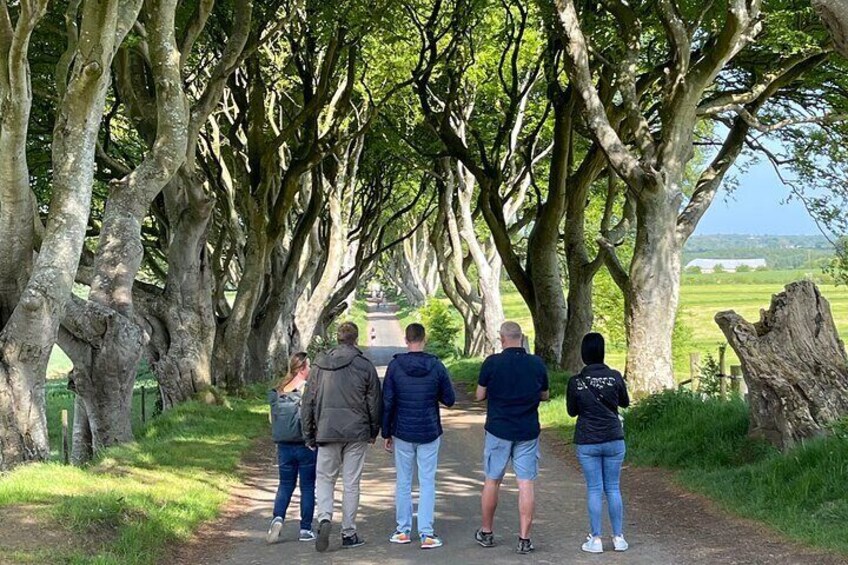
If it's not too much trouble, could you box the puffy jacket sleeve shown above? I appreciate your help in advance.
[438,361,456,407]
[301,366,320,447]
[566,375,579,417]
[381,362,396,438]
[366,362,382,440]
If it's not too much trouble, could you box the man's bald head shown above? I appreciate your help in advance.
[499,321,523,348]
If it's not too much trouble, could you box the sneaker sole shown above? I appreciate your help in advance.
[582,547,603,554]
[266,522,282,544]
[390,539,412,544]
[316,523,331,553]
[476,540,495,548]
[421,544,443,549]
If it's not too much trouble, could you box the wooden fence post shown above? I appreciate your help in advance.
[689,352,701,391]
[141,385,146,423]
[719,345,728,401]
[61,409,69,465]
[731,365,744,397]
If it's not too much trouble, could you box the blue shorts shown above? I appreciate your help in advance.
[483,432,540,481]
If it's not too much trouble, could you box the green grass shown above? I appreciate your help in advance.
[0,389,269,564]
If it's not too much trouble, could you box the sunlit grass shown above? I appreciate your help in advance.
[0,392,269,564]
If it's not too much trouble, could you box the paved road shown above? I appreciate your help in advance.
[187,304,844,565]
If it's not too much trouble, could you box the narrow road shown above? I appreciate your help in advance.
[177,303,845,565]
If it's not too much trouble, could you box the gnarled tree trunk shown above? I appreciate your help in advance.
[0,0,139,470]
[716,280,848,450]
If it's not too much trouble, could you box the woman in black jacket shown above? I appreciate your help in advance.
[566,333,630,554]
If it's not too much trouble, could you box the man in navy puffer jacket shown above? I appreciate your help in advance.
[382,323,455,549]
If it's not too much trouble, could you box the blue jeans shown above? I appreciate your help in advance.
[394,436,441,536]
[273,442,317,530]
[575,440,626,537]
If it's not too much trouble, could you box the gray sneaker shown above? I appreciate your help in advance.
[299,529,316,542]
[266,517,283,544]
[516,538,535,554]
[475,529,495,548]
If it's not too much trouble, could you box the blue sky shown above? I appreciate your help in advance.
[693,156,822,236]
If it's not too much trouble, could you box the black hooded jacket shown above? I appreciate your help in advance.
[381,352,455,444]
[301,344,382,446]
[566,363,630,445]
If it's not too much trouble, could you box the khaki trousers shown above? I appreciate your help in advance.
[315,441,368,537]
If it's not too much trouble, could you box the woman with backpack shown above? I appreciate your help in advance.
[566,333,630,554]
[267,352,317,544]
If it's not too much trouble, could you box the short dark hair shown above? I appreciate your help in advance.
[338,321,359,345]
[405,323,426,343]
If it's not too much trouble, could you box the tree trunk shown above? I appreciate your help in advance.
[213,224,268,392]
[142,174,216,408]
[562,270,595,374]
[716,280,848,450]
[624,191,682,393]
[63,0,188,456]
[0,0,140,469]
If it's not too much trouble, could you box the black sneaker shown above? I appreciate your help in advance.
[316,520,331,553]
[516,538,535,554]
[475,529,495,548]
[342,532,366,549]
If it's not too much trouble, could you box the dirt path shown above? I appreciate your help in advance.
[174,303,846,565]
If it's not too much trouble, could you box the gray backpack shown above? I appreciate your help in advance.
[269,389,304,443]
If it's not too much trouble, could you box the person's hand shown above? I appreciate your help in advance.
[384,437,394,453]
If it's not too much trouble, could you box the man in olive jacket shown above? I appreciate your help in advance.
[301,321,381,552]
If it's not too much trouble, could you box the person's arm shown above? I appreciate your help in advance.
[366,363,382,442]
[618,373,631,409]
[566,376,579,417]
[540,363,550,401]
[476,358,490,401]
[438,362,456,407]
[301,367,320,448]
[381,365,396,439]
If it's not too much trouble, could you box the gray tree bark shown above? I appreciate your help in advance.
[716,281,848,450]
[0,0,141,470]
[61,0,188,456]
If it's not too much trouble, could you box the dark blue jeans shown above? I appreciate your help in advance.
[273,443,317,530]
[575,440,626,537]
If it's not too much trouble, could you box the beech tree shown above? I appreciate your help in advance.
[550,0,842,392]
[0,0,142,469]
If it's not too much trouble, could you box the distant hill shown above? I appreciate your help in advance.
[683,234,834,270]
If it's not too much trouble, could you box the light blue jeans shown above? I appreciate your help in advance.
[394,436,441,537]
[575,440,626,537]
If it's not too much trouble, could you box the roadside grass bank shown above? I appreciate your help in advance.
[447,360,848,556]
[0,387,270,564]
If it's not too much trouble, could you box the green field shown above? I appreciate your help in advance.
[495,270,848,378]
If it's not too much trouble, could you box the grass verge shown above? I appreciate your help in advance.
[0,388,270,564]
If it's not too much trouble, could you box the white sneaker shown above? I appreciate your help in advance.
[266,518,283,544]
[582,535,603,553]
[613,535,629,551]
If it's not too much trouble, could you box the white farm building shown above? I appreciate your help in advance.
[685,258,766,273]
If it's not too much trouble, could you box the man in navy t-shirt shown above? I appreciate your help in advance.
[474,321,549,555]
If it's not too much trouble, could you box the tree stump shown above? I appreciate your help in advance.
[715,280,848,450]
